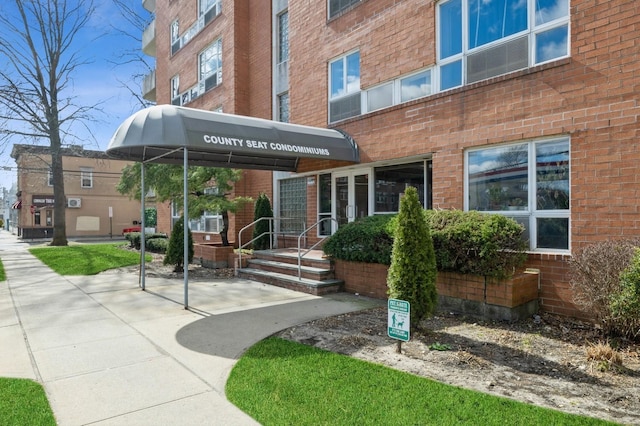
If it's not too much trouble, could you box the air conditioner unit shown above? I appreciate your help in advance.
[67,197,82,208]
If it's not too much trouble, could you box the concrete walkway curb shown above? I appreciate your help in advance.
[0,232,381,425]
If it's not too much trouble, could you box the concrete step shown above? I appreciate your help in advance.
[237,268,343,296]
[253,249,331,269]
[247,258,334,281]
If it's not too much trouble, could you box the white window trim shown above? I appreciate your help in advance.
[80,167,93,189]
[464,136,571,253]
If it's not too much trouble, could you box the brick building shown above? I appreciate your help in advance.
[11,145,142,239]
[144,0,639,318]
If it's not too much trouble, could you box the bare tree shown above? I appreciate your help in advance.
[0,0,98,245]
[110,0,156,109]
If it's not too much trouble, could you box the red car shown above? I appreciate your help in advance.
[122,226,141,235]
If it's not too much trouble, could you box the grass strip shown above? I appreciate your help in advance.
[29,243,151,275]
[226,337,616,426]
[0,378,56,426]
[0,259,5,281]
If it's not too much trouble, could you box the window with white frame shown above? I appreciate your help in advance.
[80,167,93,189]
[199,0,221,25]
[465,137,570,251]
[329,51,360,122]
[170,20,180,55]
[329,0,361,19]
[47,168,53,186]
[438,0,569,91]
[200,38,223,92]
[279,177,306,234]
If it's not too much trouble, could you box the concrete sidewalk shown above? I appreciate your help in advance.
[0,231,381,425]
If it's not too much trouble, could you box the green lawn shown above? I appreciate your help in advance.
[0,259,5,281]
[227,337,616,426]
[29,243,151,275]
[0,378,56,426]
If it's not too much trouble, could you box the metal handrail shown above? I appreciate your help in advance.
[237,217,304,270]
[297,218,338,280]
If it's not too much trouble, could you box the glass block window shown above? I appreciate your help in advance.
[279,177,306,234]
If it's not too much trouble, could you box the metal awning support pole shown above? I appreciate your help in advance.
[183,148,189,309]
[140,162,146,290]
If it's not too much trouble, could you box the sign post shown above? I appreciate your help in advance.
[388,299,410,342]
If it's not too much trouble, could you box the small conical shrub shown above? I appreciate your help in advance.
[164,216,194,272]
[252,193,274,250]
[387,186,437,329]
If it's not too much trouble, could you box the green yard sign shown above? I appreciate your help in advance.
[388,299,410,342]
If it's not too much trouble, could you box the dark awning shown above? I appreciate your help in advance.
[11,200,21,209]
[106,105,359,171]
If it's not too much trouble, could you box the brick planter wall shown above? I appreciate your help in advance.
[334,259,540,321]
[194,244,234,269]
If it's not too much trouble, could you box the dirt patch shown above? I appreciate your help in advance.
[278,307,640,425]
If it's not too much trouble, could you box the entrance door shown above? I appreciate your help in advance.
[333,170,370,231]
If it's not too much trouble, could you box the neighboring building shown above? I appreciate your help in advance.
[146,0,639,318]
[11,144,142,239]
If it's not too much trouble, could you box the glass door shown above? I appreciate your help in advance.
[332,170,370,232]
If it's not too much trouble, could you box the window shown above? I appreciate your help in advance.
[277,11,289,64]
[199,0,221,25]
[200,39,222,92]
[465,137,570,251]
[318,174,332,236]
[278,92,289,123]
[171,75,180,105]
[374,161,432,213]
[438,0,569,90]
[279,178,306,234]
[171,20,180,55]
[400,70,432,103]
[80,167,93,188]
[329,0,361,19]
[329,51,360,122]
[47,168,53,186]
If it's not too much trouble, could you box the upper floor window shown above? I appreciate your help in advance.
[170,75,180,105]
[200,38,223,92]
[171,1,221,55]
[465,137,570,251]
[329,0,361,19]
[80,167,93,189]
[329,51,360,122]
[47,168,53,186]
[200,0,221,24]
[438,0,569,90]
[277,11,289,64]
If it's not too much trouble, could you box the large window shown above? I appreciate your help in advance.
[200,39,223,91]
[374,161,432,213]
[466,137,570,251]
[438,0,569,90]
[329,51,360,122]
[278,92,289,123]
[171,1,221,55]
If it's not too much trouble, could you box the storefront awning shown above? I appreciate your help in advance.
[11,200,21,209]
[106,105,359,171]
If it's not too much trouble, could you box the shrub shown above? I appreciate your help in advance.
[252,193,274,250]
[387,187,437,328]
[570,239,640,337]
[425,210,527,279]
[164,216,194,272]
[322,215,395,264]
[610,248,640,340]
[125,232,141,249]
[125,232,167,251]
[146,237,168,254]
[325,210,526,279]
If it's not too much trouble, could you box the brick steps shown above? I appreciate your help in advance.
[237,249,343,295]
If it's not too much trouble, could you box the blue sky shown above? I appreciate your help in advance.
[0,1,152,192]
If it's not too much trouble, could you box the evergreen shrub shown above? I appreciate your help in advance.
[252,193,274,250]
[164,216,194,272]
[323,210,526,279]
[322,215,395,265]
[611,248,640,340]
